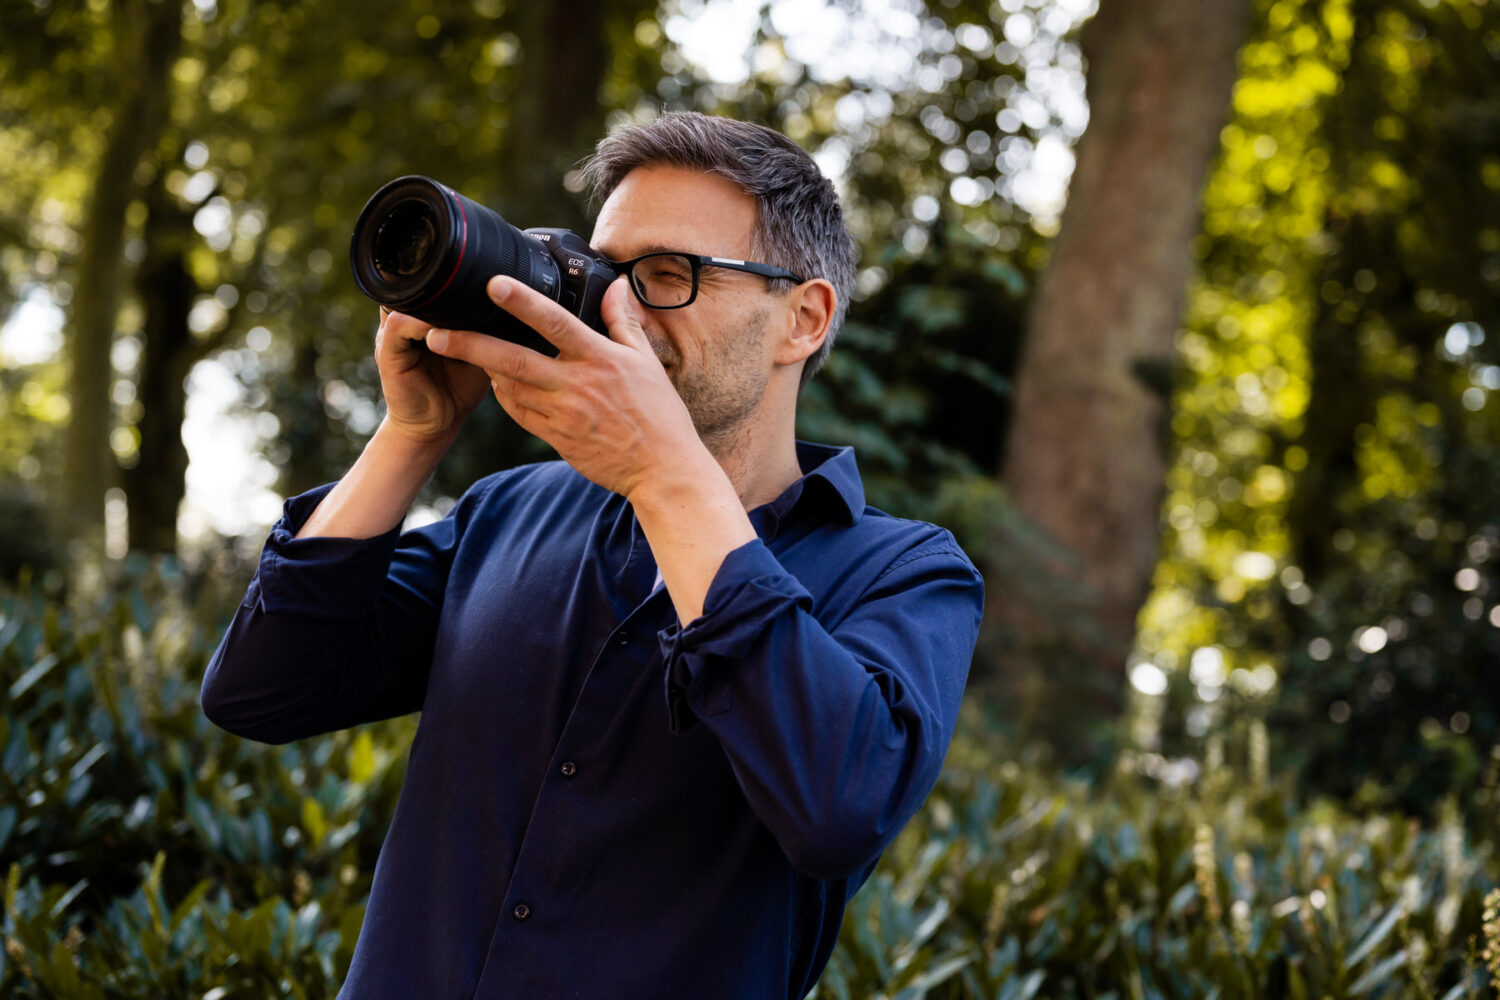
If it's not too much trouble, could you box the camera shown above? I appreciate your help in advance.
[349,176,618,354]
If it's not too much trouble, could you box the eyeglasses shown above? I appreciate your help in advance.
[609,251,805,310]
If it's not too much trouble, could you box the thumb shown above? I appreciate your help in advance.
[600,277,653,354]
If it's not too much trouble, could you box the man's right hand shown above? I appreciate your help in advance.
[377,307,493,444]
[293,309,491,540]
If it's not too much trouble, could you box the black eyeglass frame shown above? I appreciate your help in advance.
[608,251,805,310]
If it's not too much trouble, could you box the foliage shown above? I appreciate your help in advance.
[1136,0,1500,813]
[4,0,1500,925]
[798,222,1024,554]
[819,713,1500,998]
[2,575,1497,997]
[0,570,407,997]
[0,0,664,544]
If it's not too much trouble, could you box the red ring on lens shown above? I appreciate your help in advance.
[414,195,468,309]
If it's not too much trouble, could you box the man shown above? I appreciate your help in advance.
[202,111,983,999]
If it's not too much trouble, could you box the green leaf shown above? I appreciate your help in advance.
[1348,949,1408,996]
[47,878,88,919]
[1343,900,1404,971]
[4,862,19,915]
[9,652,58,699]
[143,850,168,940]
[301,797,327,849]
[169,879,213,936]
[998,969,1046,1000]
[348,730,376,784]
[66,743,107,782]
[905,897,950,955]
[1167,881,1198,916]
[889,949,974,1000]
[0,805,17,854]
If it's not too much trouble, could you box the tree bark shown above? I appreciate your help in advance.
[497,0,659,225]
[498,0,612,230]
[123,170,195,555]
[990,0,1251,750]
[60,0,180,545]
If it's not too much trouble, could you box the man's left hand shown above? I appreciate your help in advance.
[424,274,710,501]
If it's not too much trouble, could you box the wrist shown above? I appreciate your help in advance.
[626,449,735,516]
[296,419,452,540]
[626,450,757,626]
[375,414,460,461]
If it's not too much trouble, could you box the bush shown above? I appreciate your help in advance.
[1,572,1497,998]
[817,719,1500,998]
[0,570,407,998]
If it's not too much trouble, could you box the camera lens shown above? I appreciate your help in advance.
[350,175,564,347]
[373,201,438,281]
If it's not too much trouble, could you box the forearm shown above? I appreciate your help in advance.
[204,479,456,742]
[628,453,757,624]
[297,417,453,539]
[660,539,984,878]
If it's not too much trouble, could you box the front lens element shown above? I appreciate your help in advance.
[373,201,438,280]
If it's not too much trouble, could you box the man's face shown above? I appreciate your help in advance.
[590,166,786,444]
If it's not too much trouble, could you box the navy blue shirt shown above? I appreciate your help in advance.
[201,442,983,999]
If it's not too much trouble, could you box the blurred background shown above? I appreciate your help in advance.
[2,0,1499,996]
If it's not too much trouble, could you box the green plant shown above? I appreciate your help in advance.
[1,573,1495,998]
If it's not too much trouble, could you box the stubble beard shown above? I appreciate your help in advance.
[659,305,772,456]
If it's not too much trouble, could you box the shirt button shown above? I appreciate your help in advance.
[613,633,631,647]
[560,761,577,778]
[513,903,531,921]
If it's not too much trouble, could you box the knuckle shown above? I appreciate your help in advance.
[500,351,529,381]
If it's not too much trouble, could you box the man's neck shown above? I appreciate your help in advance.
[703,415,803,513]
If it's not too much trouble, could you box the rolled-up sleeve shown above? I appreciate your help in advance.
[659,533,983,880]
[200,483,465,745]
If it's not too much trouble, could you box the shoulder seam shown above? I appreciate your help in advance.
[870,532,969,586]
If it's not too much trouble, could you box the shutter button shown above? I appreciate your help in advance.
[560,761,577,778]
[513,903,531,921]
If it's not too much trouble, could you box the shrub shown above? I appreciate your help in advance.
[0,572,1496,998]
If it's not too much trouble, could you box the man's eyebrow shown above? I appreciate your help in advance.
[595,242,700,261]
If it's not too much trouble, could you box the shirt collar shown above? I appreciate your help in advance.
[750,441,865,537]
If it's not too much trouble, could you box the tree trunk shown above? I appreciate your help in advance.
[60,0,180,545]
[989,0,1251,752]
[498,0,613,230]
[124,169,195,555]
[497,1,662,225]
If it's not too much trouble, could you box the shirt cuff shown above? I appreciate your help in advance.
[250,484,405,619]
[658,539,813,734]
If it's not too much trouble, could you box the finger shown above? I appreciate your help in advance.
[487,275,601,357]
[378,309,429,345]
[487,371,556,420]
[376,309,433,370]
[599,277,654,355]
[426,327,566,391]
[490,376,550,438]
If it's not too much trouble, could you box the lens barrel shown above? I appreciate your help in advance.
[350,176,563,347]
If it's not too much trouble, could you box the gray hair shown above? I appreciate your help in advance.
[579,111,856,389]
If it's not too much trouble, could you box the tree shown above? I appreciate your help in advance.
[3,0,663,557]
[992,0,1252,752]
[1129,0,1500,812]
[47,0,180,544]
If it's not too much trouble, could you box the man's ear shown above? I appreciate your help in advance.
[774,278,836,368]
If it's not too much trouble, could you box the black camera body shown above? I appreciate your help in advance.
[349,176,617,355]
